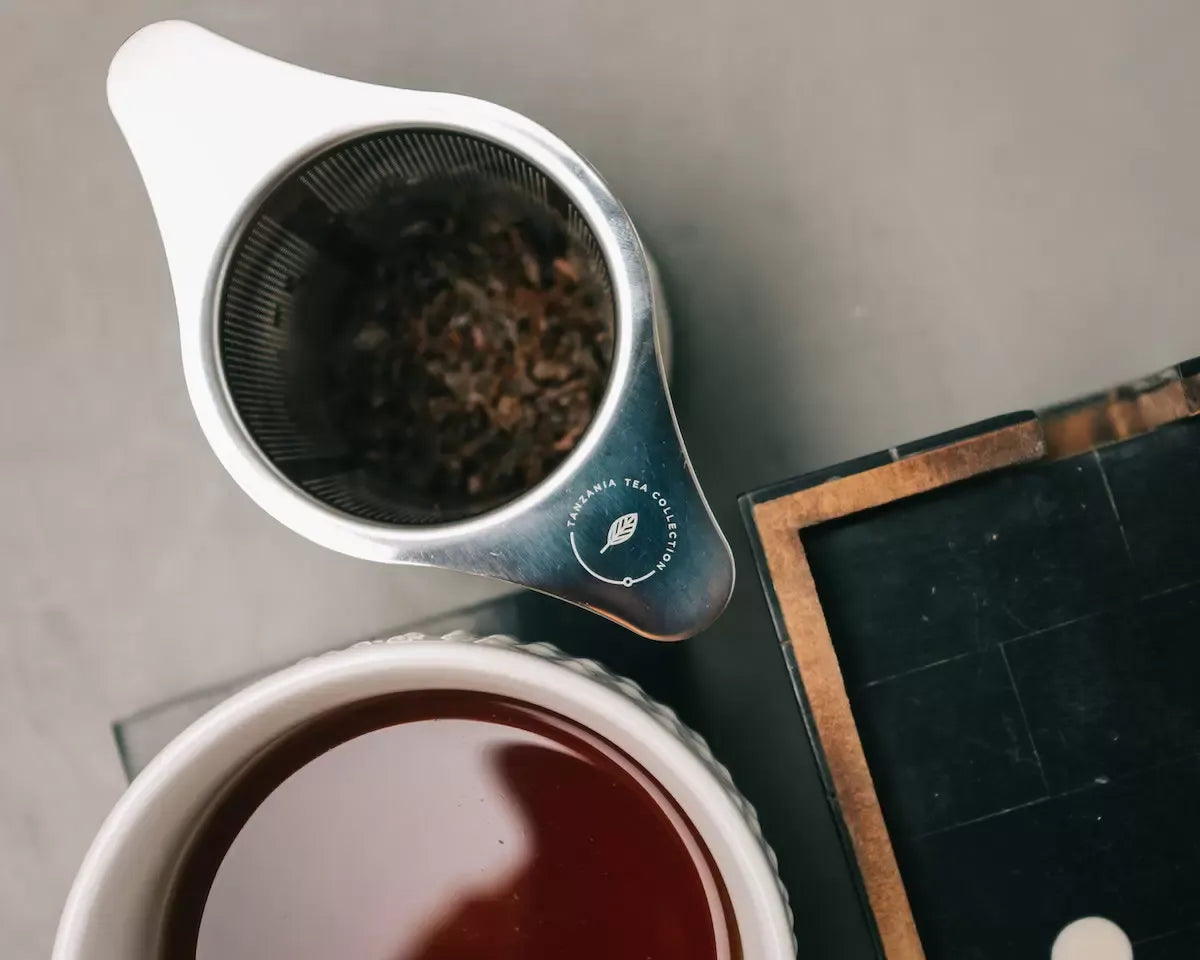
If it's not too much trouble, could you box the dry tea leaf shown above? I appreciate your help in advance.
[320,183,614,520]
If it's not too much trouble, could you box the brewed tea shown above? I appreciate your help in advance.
[162,690,739,960]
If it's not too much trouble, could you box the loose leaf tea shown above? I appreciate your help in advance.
[318,182,614,521]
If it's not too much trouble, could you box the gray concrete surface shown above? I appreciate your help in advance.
[6,1,1200,957]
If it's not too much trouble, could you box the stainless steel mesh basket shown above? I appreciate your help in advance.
[219,129,613,526]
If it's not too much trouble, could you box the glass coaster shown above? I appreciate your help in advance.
[113,591,692,780]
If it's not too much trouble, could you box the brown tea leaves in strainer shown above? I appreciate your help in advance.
[322,184,614,520]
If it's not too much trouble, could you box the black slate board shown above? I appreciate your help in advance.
[757,413,1200,958]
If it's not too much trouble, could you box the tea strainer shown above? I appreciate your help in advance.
[108,21,733,640]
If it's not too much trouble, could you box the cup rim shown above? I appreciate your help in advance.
[54,636,795,959]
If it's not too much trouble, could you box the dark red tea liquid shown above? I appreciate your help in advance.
[162,690,740,960]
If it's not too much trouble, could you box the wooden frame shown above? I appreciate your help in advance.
[741,358,1200,958]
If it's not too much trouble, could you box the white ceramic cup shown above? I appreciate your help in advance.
[53,634,795,959]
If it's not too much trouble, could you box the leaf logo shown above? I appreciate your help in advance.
[600,512,639,554]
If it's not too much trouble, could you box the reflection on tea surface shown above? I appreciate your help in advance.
[164,692,739,960]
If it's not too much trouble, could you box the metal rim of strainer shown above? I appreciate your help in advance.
[199,114,656,559]
[216,126,618,527]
